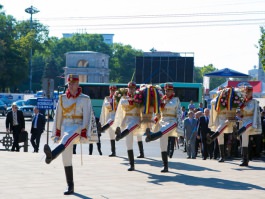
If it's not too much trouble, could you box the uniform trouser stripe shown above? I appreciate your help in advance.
[246,123,252,129]
[129,124,139,133]
[162,123,177,135]
[108,120,114,126]
[219,125,227,134]
[65,133,79,148]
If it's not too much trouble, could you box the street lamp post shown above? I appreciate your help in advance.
[25,6,39,93]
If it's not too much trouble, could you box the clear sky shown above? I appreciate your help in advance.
[1,0,265,74]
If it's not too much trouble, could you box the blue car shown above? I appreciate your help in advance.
[0,100,7,116]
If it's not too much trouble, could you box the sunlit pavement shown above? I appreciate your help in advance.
[0,116,265,199]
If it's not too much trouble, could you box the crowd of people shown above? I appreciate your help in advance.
[5,74,265,195]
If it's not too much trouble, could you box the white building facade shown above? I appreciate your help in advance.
[64,51,110,84]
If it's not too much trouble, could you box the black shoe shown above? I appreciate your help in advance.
[137,154,145,158]
[44,144,52,164]
[109,153,116,157]
[115,127,121,141]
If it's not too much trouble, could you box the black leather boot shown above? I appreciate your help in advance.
[64,166,74,195]
[127,150,135,171]
[237,126,247,137]
[44,144,65,164]
[97,143,102,155]
[161,151,168,172]
[145,128,163,142]
[89,144,93,155]
[97,122,102,133]
[167,137,175,158]
[101,123,110,132]
[115,128,129,141]
[218,144,225,162]
[137,141,145,158]
[109,140,116,157]
[73,144,77,154]
[240,147,249,166]
[207,131,220,144]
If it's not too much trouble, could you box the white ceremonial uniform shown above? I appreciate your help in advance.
[53,93,92,166]
[155,97,183,151]
[241,99,261,147]
[113,96,141,150]
[99,96,116,139]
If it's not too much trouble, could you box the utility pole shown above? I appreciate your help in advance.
[25,6,39,93]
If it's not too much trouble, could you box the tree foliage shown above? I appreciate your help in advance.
[194,64,226,90]
[110,43,143,83]
[258,26,265,70]
[1,5,264,94]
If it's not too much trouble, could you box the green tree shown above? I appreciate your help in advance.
[110,43,143,83]
[0,12,28,92]
[194,66,203,83]
[258,26,265,70]
[0,5,49,92]
[195,64,226,90]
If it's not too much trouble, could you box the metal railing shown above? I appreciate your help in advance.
[0,132,28,152]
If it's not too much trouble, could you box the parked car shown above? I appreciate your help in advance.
[18,105,34,119]
[0,100,7,116]
[25,98,38,106]
[6,100,34,119]
[6,100,26,112]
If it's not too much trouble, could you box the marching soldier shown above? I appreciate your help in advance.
[43,74,93,195]
[98,85,118,157]
[145,83,183,172]
[114,81,141,171]
[236,86,261,166]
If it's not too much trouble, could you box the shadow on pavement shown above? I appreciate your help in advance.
[72,192,93,199]
[116,156,219,172]
[137,170,265,191]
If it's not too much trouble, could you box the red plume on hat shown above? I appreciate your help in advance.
[128,81,136,88]
[164,83,174,90]
[67,74,79,83]
[109,85,117,90]
[244,85,253,91]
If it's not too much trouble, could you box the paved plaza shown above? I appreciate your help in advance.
[0,116,265,199]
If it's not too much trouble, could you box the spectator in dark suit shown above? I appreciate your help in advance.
[261,111,265,153]
[30,107,46,153]
[197,108,211,160]
[194,111,203,157]
[6,104,25,152]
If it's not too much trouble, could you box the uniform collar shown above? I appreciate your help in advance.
[66,87,82,99]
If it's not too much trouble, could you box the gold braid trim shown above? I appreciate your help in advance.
[60,96,77,116]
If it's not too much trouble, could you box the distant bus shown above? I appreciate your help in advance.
[159,82,204,109]
[59,82,203,118]
[75,83,132,118]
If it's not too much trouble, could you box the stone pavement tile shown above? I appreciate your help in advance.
[0,151,265,199]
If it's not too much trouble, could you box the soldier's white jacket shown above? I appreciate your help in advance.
[154,97,184,136]
[52,93,93,141]
[113,96,141,135]
[241,98,261,134]
[99,96,116,127]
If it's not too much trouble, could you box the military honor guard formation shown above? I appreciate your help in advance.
[15,73,258,195]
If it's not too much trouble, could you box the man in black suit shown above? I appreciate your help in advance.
[197,108,212,160]
[30,107,46,153]
[6,104,25,152]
